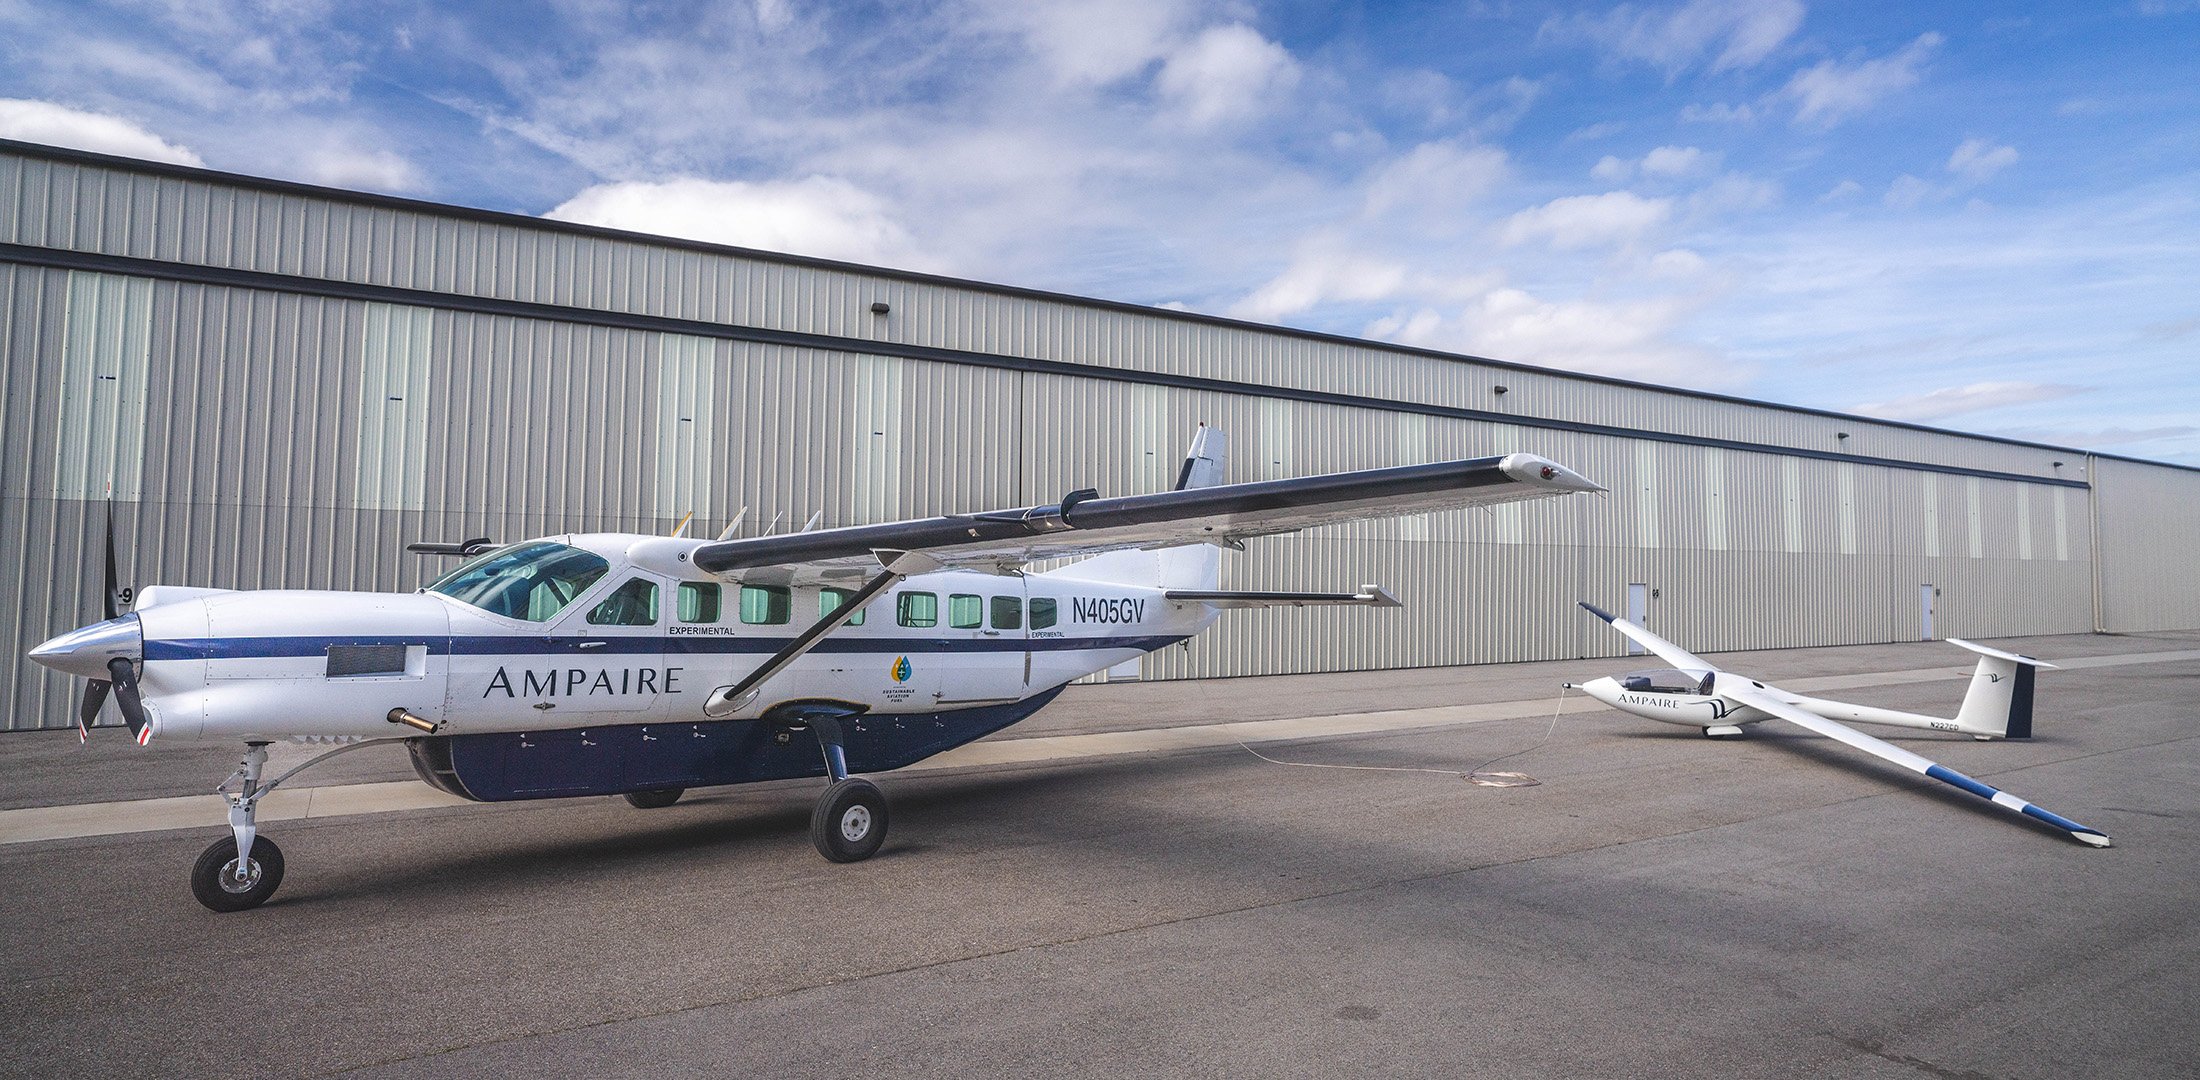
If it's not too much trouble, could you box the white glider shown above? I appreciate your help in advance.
[1569,602,2110,848]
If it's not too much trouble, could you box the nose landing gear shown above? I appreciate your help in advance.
[193,743,283,912]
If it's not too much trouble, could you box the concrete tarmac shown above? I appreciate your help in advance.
[2,630,2195,1078]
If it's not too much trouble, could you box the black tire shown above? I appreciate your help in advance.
[624,788,685,809]
[191,835,285,913]
[810,778,888,863]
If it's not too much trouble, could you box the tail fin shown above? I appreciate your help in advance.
[1043,426,1224,590]
[1175,424,1226,490]
[1948,639,2057,739]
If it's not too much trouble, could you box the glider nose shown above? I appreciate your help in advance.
[29,615,143,680]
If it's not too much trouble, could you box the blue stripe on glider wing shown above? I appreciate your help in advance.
[145,634,1190,661]
[2019,803,2097,835]
[1925,763,2000,800]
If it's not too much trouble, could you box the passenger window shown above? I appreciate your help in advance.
[819,587,867,626]
[1030,597,1057,629]
[990,595,1022,630]
[949,594,982,629]
[897,592,938,628]
[677,582,722,623]
[739,584,792,625]
[587,578,658,626]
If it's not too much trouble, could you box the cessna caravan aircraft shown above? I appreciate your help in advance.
[31,427,1600,910]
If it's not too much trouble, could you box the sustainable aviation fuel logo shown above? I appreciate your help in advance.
[890,656,913,683]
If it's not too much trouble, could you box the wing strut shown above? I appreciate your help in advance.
[700,551,934,717]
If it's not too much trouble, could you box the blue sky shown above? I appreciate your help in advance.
[5,1,2197,463]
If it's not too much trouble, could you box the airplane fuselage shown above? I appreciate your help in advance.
[70,532,1221,748]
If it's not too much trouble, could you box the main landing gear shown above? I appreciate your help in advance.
[805,716,888,862]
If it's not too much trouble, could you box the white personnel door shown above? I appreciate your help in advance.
[1626,583,1651,655]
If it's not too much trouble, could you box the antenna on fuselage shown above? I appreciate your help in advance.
[800,510,824,532]
[715,506,750,541]
[669,511,695,538]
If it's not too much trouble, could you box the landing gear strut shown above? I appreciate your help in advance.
[192,743,285,912]
[806,717,887,862]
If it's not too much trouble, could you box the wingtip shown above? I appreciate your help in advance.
[1578,601,1616,623]
[2073,830,2113,849]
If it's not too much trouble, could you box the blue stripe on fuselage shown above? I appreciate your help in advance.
[144,634,1190,661]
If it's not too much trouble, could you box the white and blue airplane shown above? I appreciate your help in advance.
[1569,602,2111,848]
[30,427,1601,911]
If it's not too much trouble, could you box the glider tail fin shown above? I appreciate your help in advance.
[1948,639,2055,739]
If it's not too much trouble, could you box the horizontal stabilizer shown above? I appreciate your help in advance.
[1164,587,1402,609]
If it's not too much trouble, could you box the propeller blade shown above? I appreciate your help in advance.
[106,657,147,740]
[78,679,112,740]
[102,505,122,621]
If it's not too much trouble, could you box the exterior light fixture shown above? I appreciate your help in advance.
[870,301,891,315]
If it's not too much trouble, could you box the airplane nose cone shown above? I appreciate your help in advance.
[28,615,143,680]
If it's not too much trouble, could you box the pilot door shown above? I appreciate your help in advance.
[537,572,671,716]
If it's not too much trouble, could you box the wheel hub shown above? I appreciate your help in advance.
[220,858,263,894]
[838,805,872,842]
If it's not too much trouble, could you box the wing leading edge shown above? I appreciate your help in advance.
[693,453,1600,579]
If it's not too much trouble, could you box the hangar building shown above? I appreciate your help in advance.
[4,138,2196,731]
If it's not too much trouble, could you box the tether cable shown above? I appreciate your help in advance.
[1237,686,1572,788]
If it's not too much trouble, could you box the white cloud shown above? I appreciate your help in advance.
[1680,101,1755,123]
[1568,120,1626,142]
[1360,140,1509,220]
[0,99,202,165]
[754,0,794,32]
[1853,380,2086,421]
[303,146,425,194]
[1229,248,1413,321]
[1947,137,2017,183]
[1785,32,1942,126]
[1369,287,1740,387]
[1642,145,1714,178]
[1154,23,1300,128]
[985,0,1193,89]
[1598,145,1718,183]
[1820,178,1864,201]
[1500,191,1673,249]
[1547,0,1806,74]
[1885,138,2018,207]
[544,176,935,271]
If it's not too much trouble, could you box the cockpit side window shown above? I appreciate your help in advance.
[427,542,611,623]
[588,578,660,626]
[1619,669,1714,694]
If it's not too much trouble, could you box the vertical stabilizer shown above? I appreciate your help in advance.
[1044,426,1226,590]
[1948,639,2054,738]
[1175,424,1226,491]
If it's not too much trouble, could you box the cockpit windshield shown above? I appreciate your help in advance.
[427,542,610,622]
[1617,668,1716,695]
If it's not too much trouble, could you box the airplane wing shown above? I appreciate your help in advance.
[692,453,1600,580]
[1714,678,2111,848]
[1577,601,1717,673]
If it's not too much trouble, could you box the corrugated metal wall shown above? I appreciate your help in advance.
[2,143,2194,731]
